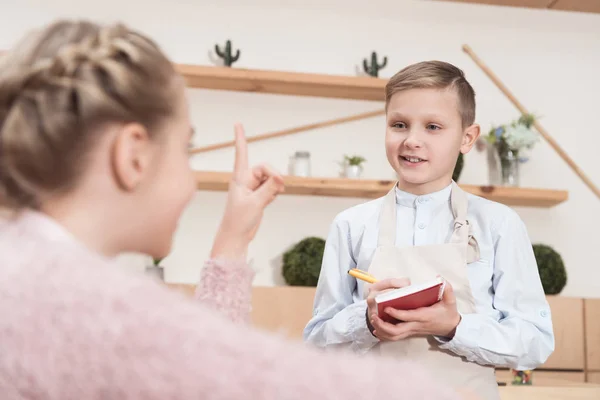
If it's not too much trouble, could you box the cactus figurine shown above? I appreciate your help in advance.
[215,40,240,67]
[363,51,387,77]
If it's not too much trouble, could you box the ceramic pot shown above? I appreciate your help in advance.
[344,164,362,178]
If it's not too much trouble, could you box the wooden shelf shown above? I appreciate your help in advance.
[194,171,568,207]
[434,0,600,14]
[176,64,386,101]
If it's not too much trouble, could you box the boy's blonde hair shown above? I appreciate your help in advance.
[385,61,476,128]
[0,20,179,210]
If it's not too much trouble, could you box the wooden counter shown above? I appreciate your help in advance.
[167,283,600,394]
[498,380,600,399]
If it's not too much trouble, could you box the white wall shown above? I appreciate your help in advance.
[2,0,599,297]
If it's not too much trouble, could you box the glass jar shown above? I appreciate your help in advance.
[291,151,311,177]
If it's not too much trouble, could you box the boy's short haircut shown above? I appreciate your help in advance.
[385,61,476,128]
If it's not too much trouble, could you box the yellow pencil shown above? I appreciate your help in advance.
[348,268,379,284]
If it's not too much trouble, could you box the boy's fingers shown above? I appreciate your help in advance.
[441,280,456,304]
[369,277,411,293]
[384,307,425,323]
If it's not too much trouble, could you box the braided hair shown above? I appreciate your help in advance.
[0,20,179,210]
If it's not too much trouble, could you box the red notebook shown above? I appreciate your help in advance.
[375,277,445,323]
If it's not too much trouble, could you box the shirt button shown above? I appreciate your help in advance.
[418,222,426,229]
[418,197,427,204]
[540,310,548,317]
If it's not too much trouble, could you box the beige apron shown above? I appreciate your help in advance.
[364,182,499,399]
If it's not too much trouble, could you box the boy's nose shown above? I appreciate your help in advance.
[404,130,423,148]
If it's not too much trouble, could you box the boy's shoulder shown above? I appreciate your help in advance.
[465,191,526,232]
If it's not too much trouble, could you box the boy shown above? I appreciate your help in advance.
[303,61,554,399]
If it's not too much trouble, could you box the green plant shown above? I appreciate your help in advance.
[452,152,464,182]
[153,258,163,266]
[282,237,326,286]
[344,155,366,166]
[215,40,240,67]
[362,51,387,77]
[532,243,567,295]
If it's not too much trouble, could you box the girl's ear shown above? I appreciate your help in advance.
[460,123,481,153]
[110,122,154,191]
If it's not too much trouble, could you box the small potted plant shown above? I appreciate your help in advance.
[343,155,366,179]
[145,257,164,281]
[281,237,325,287]
[533,243,567,295]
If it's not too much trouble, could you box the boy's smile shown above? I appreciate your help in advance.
[385,87,479,195]
[399,154,427,167]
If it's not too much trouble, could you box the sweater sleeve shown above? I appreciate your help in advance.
[0,254,464,400]
[193,258,254,323]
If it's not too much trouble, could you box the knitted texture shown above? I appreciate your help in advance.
[0,210,461,400]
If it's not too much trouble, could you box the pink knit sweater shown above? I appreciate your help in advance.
[0,211,462,399]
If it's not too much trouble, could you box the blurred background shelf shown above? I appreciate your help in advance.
[194,170,569,207]
[176,64,387,101]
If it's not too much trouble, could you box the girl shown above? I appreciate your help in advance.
[0,19,464,399]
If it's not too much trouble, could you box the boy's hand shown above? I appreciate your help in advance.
[210,124,285,260]
[366,277,411,328]
[369,280,461,341]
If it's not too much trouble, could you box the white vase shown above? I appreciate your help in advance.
[487,146,501,185]
[344,164,363,179]
[145,264,164,281]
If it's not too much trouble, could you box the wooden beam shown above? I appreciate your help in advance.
[433,0,553,9]
[189,109,384,154]
[462,44,600,200]
[194,170,569,207]
[551,0,600,13]
[433,0,600,13]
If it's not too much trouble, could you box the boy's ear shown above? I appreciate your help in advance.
[460,123,481,153]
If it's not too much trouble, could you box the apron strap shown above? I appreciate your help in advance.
[377,181,480,263]
[377,185,398,247]
[450,181,480,263]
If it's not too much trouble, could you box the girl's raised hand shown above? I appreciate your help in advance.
[210,124,285,260]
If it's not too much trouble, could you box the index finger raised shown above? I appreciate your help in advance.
[233,123,249,181]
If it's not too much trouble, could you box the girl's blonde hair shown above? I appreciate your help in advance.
[0,20,179,210]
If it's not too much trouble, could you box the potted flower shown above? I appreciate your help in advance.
[486,113,539,186]
[343,155,366,179]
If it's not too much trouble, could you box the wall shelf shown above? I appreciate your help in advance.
[176,64,386,101]
[195,171,568,207]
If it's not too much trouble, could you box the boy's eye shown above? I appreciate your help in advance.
[427,124,441,130]
[392,122,406,129]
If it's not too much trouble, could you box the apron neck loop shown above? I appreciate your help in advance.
[377,184,398,247]
[450,181,470,244]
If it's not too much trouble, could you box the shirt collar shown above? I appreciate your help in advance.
[394,182,453,208]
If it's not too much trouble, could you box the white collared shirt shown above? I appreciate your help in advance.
[302,183,555,370]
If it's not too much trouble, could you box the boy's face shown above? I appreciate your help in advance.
[385,87,479,195]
